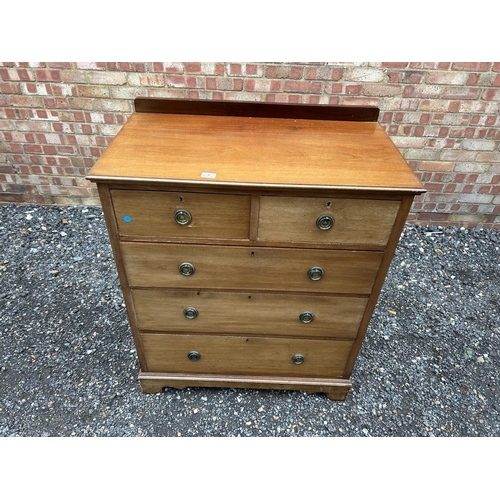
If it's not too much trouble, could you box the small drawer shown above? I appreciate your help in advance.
[111,189,251,240]
[132,289,368,338]
[141,333,353,378]
[121,243,383,294]
[258,196,401,246]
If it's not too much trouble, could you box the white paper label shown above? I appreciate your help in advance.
[201,172,217,178]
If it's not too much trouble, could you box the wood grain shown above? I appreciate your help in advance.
[87,112,425,194]
[134,97,380,121]
[121,242,383,294]
[258,196,400,246]
[111,189,251,239]
[141,333,353,378]
[132,289,368,338]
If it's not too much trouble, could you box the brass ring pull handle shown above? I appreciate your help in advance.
[308,266,324,281]
[299,312,315,324]
[179,263,195,276]
[292,354,305,365]
[183,307,198,319]
[187,351,201,361]
[316,214,334,230]
[174,209,192,225]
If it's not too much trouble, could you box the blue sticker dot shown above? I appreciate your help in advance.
[124,215,131,223]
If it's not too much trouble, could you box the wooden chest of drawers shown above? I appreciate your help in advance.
[87,98,424,400]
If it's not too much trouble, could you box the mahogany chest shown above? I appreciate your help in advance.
[87,98,424,400]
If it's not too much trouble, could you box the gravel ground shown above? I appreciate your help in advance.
[0,203,499,437]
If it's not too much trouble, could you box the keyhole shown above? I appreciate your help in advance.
[179,196,183,202]
[248,296,252,299]
[251,252,255,257]
[326,202,331,208]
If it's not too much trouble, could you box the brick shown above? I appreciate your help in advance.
[342,97,380,106]
[324,83,343,94]
[441,151,477,161]
[454,162,490,173]
[0,68,35,81]
[384,98,420,111]
[76,62,106,70]
[9,95,44,107]
[442,87,482,99]
[1,82,21,94]
[147,88,188,99]
[207,78,243,91]
[266,65,289,79]
[52,84,77,97]
[152,62,184,74]
[36,70,61,82]
[426,71,469,85]
[461,139,496,151]
[403,85,441,98]
[109,87,149,99]
[305,66,343,80]
[60,70,87,83]
[167,76,200,88]
[305,95,340,105]
[289,67,303,79]
[224,92,263,102]
[450,62,492,71]
[484,89,500,100]
[387,71,424,84]
[409,63,451,70]
[363,84,401,96]
[418,161,455,171]
[86,71,126,85]
[43,98,69,109]
[284,81,323,93]
[128,73,166,86]
[244,79,281,92]
[381,62,409,68]
[48,62,72,69]
[77,85,110,98]
[459,193,493,203]
[347,68,384,82]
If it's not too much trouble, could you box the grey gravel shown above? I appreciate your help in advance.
[0,204,498,437]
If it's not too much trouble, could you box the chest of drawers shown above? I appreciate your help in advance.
[87,98,424,400]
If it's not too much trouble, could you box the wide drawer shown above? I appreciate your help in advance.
[258,196,400,246]
[121,243,383,294]
[132,289,368,338]
[111,189,251,240]
[141,333,353,378]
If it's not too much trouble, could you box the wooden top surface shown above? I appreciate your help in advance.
[87,107,424,194]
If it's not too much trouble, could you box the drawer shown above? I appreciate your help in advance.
[258,196,400,246]
[141,333,353,378]
[111,189,251,240]
[122,243,383,294]
[132,289,368,338]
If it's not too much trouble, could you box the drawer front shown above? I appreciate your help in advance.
[111,189,251,240]
[258,196,400,246]
[122,243,383,294]
[141,333,353,378]
[132,289,368,338]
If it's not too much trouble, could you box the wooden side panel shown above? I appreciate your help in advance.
[344,194,416,377]
[111,189,251,240]
[121,243,384,294]
[258,196,400,246]
[96,184,149,371]
[141,333,354,378]
[132,289,368,338]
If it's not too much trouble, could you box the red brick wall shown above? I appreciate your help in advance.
[1,62,499,229]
